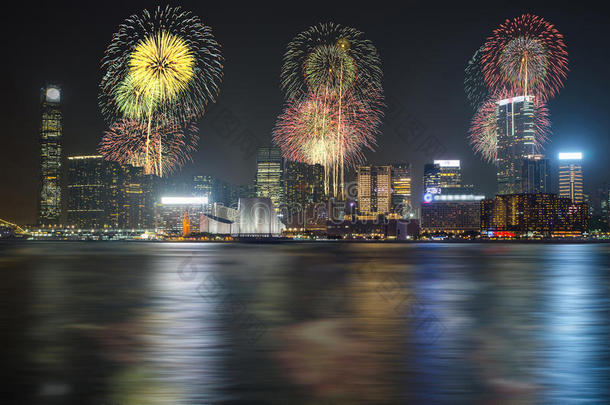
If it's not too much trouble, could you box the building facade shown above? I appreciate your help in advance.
[558,152,584,203]
[421,198,482,235]
[67,156,109,228]
[481,193,588,237]
[496,96,536,195]
[521,155,550,194]
[391,162,412,216]
[38,84,63,225]
[255,147,283,210]
[357,165,391,217]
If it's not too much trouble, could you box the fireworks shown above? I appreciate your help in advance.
[467,14,566,163]
[481,14,568,101]
[99,6,223,176]
[99,118,198,177]
[469,94,550,162]
[464,47,489,110]
[277,23,383,197]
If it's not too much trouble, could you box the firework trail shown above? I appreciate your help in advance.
[278,23,383,197]
[481,14,568,101]
[99,118,199,177]
[99,5,223,176]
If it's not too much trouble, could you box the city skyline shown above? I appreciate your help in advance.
[1,2,608,224]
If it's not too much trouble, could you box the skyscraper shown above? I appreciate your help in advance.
[521,155,550,194]
[391,162,412,216]
[256,147,283,210]
[38,84,63,225]
[67,156,109,229]
[558,152,584,203]
[423,160,463,194]
[119,165,156,229]
[357,165,391,217]
[496,95,536,194]
[284,162,325,209]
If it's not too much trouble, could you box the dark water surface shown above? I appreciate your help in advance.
[1,242,609,404]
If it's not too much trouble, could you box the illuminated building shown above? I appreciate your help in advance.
[391,162,412,216]
[118,165,155,229]
[424,160,463,194]
[67,156,111,228]
[255,147,283,210]
[434,160,462,187]
[38,84,63,225]
[481,193,588,237]
[357,165,391,217]
[558,152,584,203]
[284,162,325,209]
[496,96,536,194]
[521,155,550,193]
[157,196,207,232]
[421,195,484,235]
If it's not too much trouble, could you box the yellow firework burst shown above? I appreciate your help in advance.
[129,31,195,103]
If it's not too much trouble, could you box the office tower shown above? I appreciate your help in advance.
[256,147,283,210]
[357,165,391,217]
[284,162,326,208]
[558,152,584,203]
[496,95,536,194]
[67,156,109,228]
[119,165,156,229]
[434,160,462,188]
[424,160,462,192]
[481,193,588,237]
[193,175,215,199]
[521,155,550,194]
[38,84,63,225]
[391,162,412,216]
[423,163,441,192]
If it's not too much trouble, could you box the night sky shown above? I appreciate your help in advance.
[1,1,608,224]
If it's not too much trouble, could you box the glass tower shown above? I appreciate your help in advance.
[255,147,283,211]
[391,162,412,216]
[496,96,536,195]
[558,152,584,203]
[38,84,63,225]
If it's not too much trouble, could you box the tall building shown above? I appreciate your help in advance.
[424,160,462,193]
[38,84,63,225]
[193,175,215,200]
[558,152,584,203]
[357,165,391,217]
[521,155,550,194]
[119,165,156,229]
[284,162,325,209]
[256,147,283,210]
[496,95,536,194]
[67,156,109,228]
[391,162,412,216]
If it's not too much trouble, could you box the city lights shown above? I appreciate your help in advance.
[558,152,583,160]
[161,196,209,205]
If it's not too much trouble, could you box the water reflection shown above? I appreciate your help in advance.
[1,242,609,404]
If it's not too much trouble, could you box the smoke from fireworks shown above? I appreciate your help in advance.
[481,14,568,101]
[469,94,550,163]
[99,119,199,177]
[99,5,223,176]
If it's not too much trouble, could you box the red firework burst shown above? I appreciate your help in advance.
[481,14,568,101]
[273,90,380,168]
[99,118,198,176]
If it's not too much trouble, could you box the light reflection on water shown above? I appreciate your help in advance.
[1,242,609,404]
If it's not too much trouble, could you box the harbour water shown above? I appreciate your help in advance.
[1,242,609,404]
